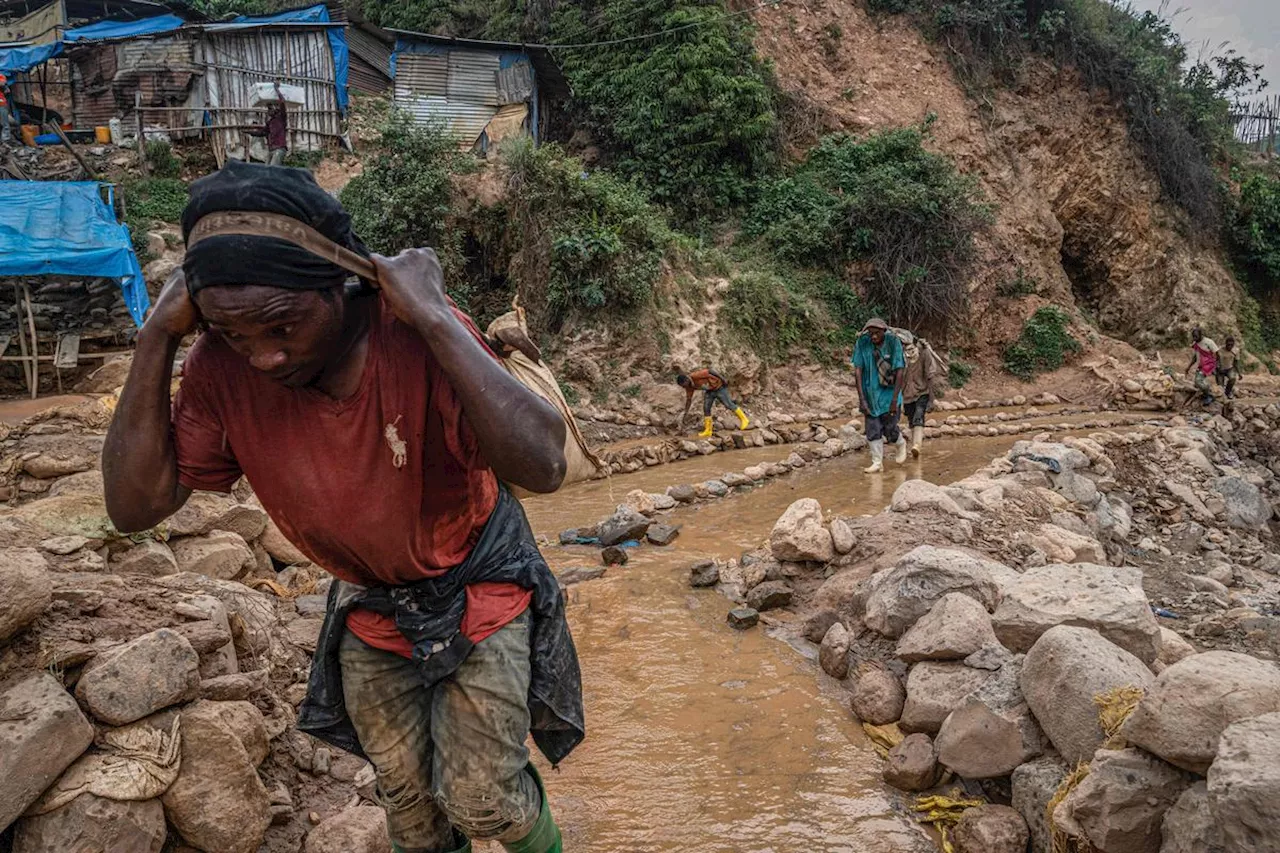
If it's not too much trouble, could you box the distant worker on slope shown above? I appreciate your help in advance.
[898,329,941,459]
[1217,335,1239,400]
[852,318,907,473]
[677,368,749,437]
[1185,326,1219,407]
[247,82,289,166]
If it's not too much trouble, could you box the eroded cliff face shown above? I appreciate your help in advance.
[751,0,1241,353]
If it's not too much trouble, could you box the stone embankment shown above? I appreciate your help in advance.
[690,400,1280,853]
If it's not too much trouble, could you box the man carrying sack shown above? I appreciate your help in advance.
[102,161,582,853]
[851,317,907,474]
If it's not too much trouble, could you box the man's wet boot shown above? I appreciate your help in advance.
[911,426,924,458]
[503,765,562,853]
[864,439,884,473]
[894,435,908,464]
[734,407,750,430]
[698,417,714,438]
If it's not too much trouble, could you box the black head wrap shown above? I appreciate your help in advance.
[181,160,370,295]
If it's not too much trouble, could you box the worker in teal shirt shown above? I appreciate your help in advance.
[851,317,907,473]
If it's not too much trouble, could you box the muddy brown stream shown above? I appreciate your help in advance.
[509,433,1056,852]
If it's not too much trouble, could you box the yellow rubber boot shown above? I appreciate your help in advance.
[698,417,714,438]
[734,407,750,430]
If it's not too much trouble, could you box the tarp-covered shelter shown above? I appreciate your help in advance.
[389,30,568,151]
[0,181,149,325]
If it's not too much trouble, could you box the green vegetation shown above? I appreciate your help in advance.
[722,262,876,362]
[498,138,679,331]
[997,267,1039,298]
[550,0,778,218]
[1238,295,1280,360]
[558,380,582,406]
[341,114,474,279]
[1002,306,1081,380]
[144,140,181,179]
[283,150,325,170]
[1232,169,1280,282]
[746,122,990,327]
[122,177,188,262]
[947,355,974,389]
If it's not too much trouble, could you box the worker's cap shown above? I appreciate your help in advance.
[863,317,889,331]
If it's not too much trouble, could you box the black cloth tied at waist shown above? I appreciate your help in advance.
[297,487,585,766]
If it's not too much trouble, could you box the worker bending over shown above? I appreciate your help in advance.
[102,162,581,853]
[677,368,749,437]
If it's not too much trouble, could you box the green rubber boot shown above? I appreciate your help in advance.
[392,832,471,853]
[501,764,562,853]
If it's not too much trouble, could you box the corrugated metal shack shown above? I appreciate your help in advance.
[346,17,390,94]
[62,14,196,132]
[389,31,569,151]
[198,4,350,163]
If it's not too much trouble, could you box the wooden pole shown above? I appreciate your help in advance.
[46,121,96,179]
[12,284,32,396]
[136,91,148,176]
[22,284,38,399]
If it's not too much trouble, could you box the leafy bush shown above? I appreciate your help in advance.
[498,138,677,331]
[746,123,990,327]
[550,0,778,218]
[145,140,181,179]
[722,261,876,362]
[1239,295,1280,357]
[1233,169,1280,282]
[1002,306,1081,379]
[340,113,474,271]
[351,0,528,40]
[126,178,188,223]
[997,267,1039,297]
[947,356,974,388]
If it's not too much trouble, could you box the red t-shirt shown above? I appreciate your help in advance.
[171,299,532,657]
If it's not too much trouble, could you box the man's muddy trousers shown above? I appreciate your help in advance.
[340,611,545,852]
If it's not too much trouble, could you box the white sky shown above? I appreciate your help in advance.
[1127,0,1278,91]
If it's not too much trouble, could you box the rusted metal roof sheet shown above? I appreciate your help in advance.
[388,29,569,101]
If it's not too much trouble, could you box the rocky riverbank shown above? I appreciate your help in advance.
[693,401,1280,853]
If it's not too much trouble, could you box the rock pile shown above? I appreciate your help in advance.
[742,418,1280,853]
[0,400,390,850]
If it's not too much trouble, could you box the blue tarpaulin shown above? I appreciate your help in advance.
[62,13,186,43]
[0,182,150,327]
[230,4,349,113]
[0,41,62,75]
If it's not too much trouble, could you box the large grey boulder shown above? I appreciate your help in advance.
[819,622,850,679]
[900,662,993,734]
[896,593,999,663]
[597,506,652,546]
[1212,476,1273,529]
[864,546,1019,638]
[161,700,271,853]
[1161,782,1225,853]
[1121,651,1280,774]
[75,628,201,726]
[305,805,390,853]
[1021,626,1155,765]
[1012,754,1069,853]
[1207,711,1280,853]
[951,804,1030,853]
[936,657,1044,778]
[0,547,52,643]
[1053,748,1189,853]
[992,563,1162,664]
[170,531,256,581]
[882,732,939,792]
[13,794,166,853]
[851,668,906,725]
[891,479,972,518]
[0,672,95,829]
[769,498,834,563]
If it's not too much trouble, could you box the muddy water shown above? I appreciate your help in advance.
[513,434,1046,852]
[0,394,94,424]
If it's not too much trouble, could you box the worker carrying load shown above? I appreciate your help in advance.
[852,317,907,473]
[102,161,581,853]
[677,367,750,437]
[895,328,947,459]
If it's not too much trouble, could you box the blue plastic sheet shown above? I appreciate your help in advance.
[230,4,349,114]
[62,14,186,43]
[0,41,62,75]
[0,182,150,327]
